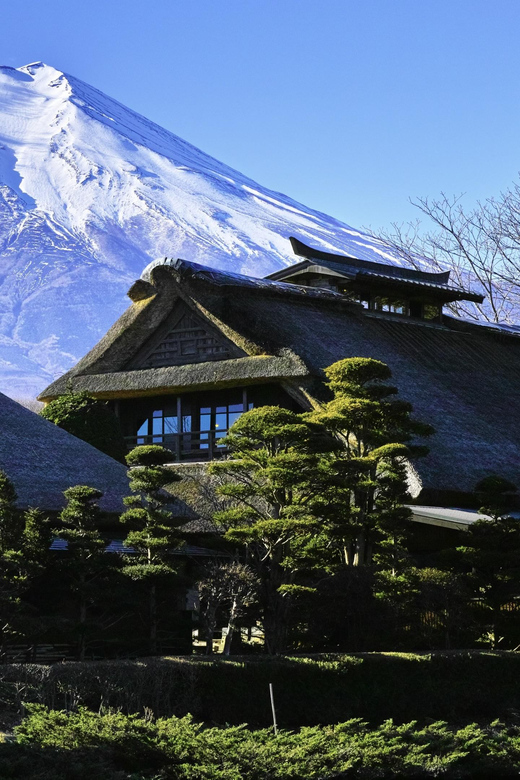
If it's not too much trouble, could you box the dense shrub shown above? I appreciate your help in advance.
[40,390,126,462]
[1,652,520,728]
[2,704,520,779]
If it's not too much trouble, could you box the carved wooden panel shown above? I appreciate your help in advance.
[138,311,231,368]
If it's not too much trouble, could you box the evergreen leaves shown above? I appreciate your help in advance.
[40,389,127,462]
[120,445,184,654]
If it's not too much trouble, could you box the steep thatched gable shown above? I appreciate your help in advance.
[128,299,241,369]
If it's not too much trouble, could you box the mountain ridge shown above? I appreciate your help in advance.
[0,61,405,399]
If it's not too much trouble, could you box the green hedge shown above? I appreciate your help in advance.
[1,651,520,727]
[3,704,520,780]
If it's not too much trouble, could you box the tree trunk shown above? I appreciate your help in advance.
[223,597,238,655]
[149,583,157,655]
[204,605,217,655]
[79,573,87,661]
[263,588,289,654]
[260,550,289,655]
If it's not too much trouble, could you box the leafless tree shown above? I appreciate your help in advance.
[197,561,258,655]
[369,187,520,324]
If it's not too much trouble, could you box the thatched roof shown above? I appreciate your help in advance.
[39,257,520,497]
[0,393,130,512]
[42,354,308,400]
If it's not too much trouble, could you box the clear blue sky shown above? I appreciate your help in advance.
[2,0,520,232]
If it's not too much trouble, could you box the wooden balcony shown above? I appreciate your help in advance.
[124,430,228,461]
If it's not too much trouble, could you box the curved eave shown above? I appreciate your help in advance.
[354,273,484,303]
[266,265,483,304]
[289,236,453,284]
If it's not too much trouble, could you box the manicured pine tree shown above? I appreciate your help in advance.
[120,445,183,655]
[209,406,331,654]
[307,357,433,570]
[455,475,520,649]
[55,485,108,660]
[209,360,431,653]
[0,472,50,653]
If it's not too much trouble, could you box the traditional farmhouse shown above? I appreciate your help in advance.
[39,238,520,518]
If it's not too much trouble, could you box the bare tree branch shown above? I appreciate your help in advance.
[367,188,520,324]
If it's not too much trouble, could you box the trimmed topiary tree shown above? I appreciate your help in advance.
[454,476,520,649]
[120,445,184,655]
[40,389,126,462]
[307,357,434,570]
[208,406,332,654]
[0,471,50,651]
[54,485,111,661]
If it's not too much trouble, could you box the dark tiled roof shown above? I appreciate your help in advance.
[266,237,484,303]
[289,236,452,282]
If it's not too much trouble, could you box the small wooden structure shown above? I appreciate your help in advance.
[267,237,484,320]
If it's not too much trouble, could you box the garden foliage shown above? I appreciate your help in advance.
[3,703,520,779]
[40,389,127,461]
[120,445,184,655]
[1,652,520,727]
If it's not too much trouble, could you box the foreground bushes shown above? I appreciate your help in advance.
[2,652,520,727]
[3,704,520,779]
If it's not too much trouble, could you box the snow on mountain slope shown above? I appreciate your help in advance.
[0,61,405,399]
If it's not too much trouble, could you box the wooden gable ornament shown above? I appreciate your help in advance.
[130,301,238,369]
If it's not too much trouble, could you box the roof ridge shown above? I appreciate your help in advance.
[289,236,452,284]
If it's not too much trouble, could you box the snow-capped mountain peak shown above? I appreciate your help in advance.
[0,62,401,399]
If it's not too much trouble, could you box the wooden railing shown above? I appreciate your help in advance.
[124,431,228,461]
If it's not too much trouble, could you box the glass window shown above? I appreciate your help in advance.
[200,413,211,431]
[135,404,180,445]
[391,301,407,315]
[339,288,370,308]
[373,297,407,315]
[131,396,250,457]
[215,412,227,430]
[196,398,248,449]
[137,419,148,444]
[164,416,178,435]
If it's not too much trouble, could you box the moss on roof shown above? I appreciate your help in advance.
[42,353,309,399]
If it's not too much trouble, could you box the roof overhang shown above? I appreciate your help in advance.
[409,505,490,531]
[267,261,355,283]
[39,353,311,402]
